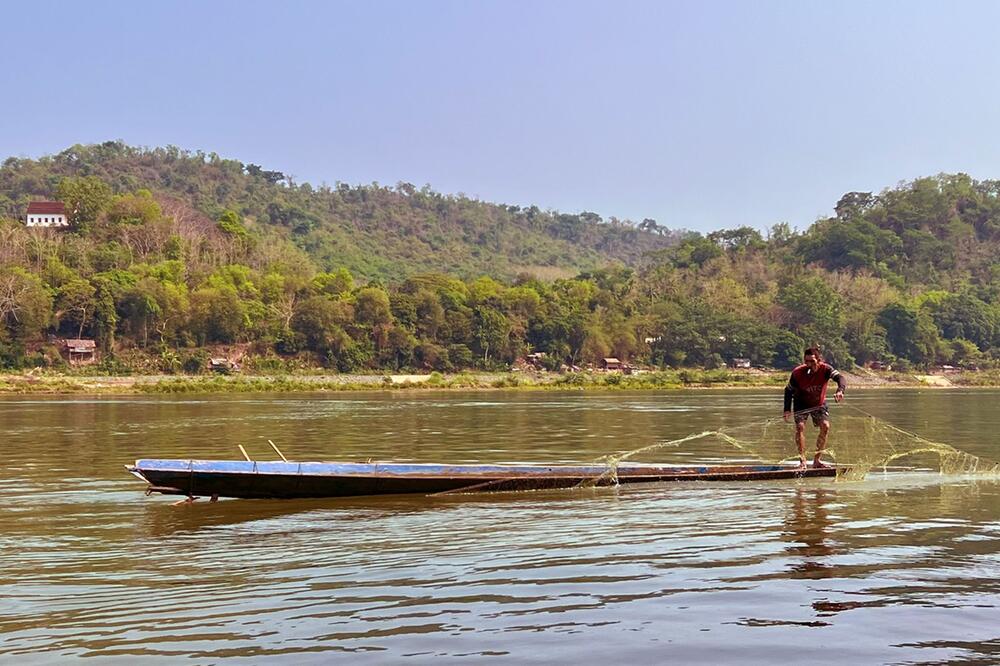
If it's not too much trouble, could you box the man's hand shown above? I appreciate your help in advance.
[834,390,844,403]
[783,411,792,422]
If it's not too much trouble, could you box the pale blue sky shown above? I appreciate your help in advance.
[2,1,999,233]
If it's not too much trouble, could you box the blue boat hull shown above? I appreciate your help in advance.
[126,460,841,499]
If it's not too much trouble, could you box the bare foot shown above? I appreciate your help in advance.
[812,459,831,469]
[796,459,808,470]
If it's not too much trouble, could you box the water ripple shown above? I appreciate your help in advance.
[1,391,1000,662]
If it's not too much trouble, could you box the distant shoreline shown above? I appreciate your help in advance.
[0,369,994,395]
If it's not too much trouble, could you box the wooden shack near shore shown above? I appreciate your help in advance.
[63,339,97,365]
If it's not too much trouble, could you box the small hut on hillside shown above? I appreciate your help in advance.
[63,339,97,365]
[601,357,622,371]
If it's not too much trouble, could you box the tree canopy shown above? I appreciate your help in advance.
[1,143,999,373]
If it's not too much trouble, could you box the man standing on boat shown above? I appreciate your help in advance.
[783,347,846,469]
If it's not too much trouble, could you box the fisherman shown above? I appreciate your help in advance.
[783,347,846,468]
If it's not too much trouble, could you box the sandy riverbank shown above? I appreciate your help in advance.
[0,368,991,395]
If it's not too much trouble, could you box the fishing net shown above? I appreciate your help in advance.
[585,405,1000,487]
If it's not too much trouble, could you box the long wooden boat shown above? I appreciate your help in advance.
[126,459,843,500]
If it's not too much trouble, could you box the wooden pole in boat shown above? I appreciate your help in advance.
[238,444,252,462]
[267,439,288,462]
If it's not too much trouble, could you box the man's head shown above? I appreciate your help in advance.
[803,347,822,370]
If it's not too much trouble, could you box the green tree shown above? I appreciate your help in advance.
[927,292,995,350]
[0,269,52,342]
[121,277,187,346]
[708,226,765,253]
[473,305,510,365]
[878,302,940,365]
[354,287,392,328]
[385,325,416,369]
[55,278,96,338]
[90,272,135,352]
[771,328,806,369]
[578,324,611,364]
[313,268,354,297]
[56,176,112,228]
[414,289,446,340]
[107,190,162,226]
[834,191,875,220]
[668,233,723,268]
[414,340,449,370]
[801,219,879,270]
[777,275,844,336]
[292,296,348,351]
[946,338,983,367]
[217,209,248,238]
[188,286,246,343]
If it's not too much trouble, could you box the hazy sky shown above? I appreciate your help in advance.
[3,1,999,233]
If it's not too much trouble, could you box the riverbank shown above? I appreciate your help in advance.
[1,368,996,395]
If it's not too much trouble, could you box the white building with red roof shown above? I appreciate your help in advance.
[26,201,69,227]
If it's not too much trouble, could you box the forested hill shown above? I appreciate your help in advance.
[0,142,675,279]
[0,141,998,374]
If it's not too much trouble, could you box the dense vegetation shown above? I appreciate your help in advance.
[0,142,671,281]
[1,142,998,374]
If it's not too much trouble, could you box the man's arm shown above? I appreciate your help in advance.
[783,374,796,415]
[829,367,846,402]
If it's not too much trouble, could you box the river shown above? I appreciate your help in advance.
[1,389,998,663]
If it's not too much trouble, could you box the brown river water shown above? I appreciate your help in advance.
[1,389,999,663]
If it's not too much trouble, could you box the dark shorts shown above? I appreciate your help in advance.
[793,403,829,426]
